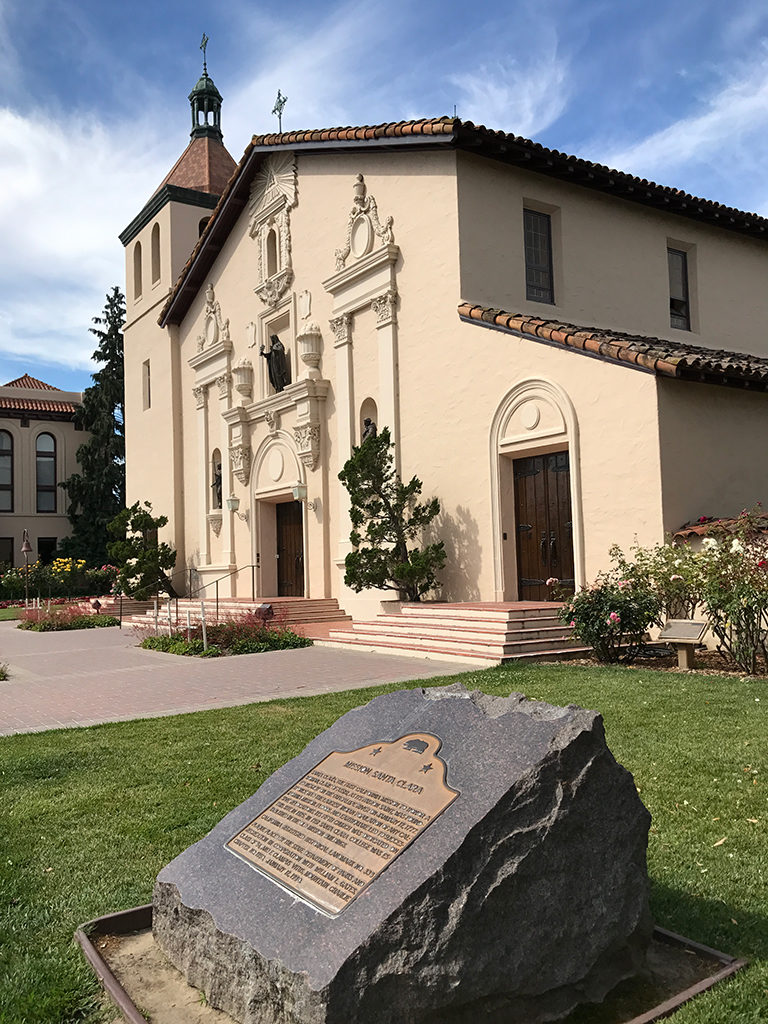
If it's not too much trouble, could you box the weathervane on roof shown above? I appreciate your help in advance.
[272,89,288,132]
[200,32,209,74]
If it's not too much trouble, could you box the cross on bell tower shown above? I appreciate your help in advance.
[189,33,224,141]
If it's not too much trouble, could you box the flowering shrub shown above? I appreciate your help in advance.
[139,615,312,657]
[0,561,118,600]
[610,541,704,620]
[695,511,768,673]
[558,572,661,664]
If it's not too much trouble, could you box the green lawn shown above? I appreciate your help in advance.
[0,607,23,621]
[0,663,765,1023]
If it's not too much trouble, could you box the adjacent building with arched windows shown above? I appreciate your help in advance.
[0,375,84,566]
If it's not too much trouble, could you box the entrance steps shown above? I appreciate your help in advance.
[123,596,351,629]
[317,602,589,666]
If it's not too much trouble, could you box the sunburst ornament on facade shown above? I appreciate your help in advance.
[249,152,298,307]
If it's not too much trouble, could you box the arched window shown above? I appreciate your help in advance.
[133,240,143,299]
[36,433,56,513]
[151,223,161,284]
[266,228,278,278]
[0,431,12,511]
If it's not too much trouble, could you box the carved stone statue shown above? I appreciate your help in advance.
[260,334,290,393]
[362,418,377,442]
[211,463,222,509]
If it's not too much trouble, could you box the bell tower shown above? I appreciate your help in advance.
[120,39,237,575]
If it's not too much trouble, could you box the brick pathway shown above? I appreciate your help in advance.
[0,621,475,736]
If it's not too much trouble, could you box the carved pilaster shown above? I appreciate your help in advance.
[229,442,252,486]
[372,288,398,327]
[216,373,232,401]
[294,423,321,471]
[207,512,223,536]
[193,385,207,410]
[329,313,351,348]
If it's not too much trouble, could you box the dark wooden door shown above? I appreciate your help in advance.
[276,500,304,597]
[514,452,574,601]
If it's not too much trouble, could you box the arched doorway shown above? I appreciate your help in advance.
[490,379,585,601]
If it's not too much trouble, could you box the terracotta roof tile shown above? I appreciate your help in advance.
[154,135,237,197]
[3,374,59,390]
[159,116,768,327]
[0,397,77,413]
[458,302,768,391]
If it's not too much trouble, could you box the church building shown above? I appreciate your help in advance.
[121,59,768,620]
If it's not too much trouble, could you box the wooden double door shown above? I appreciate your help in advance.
[276,500,304,597]
[513,452,574,601]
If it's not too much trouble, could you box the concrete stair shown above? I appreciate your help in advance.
[124,596,351,629]
[318,602,589,666]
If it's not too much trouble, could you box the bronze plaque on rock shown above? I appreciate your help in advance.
[226,733,458,915]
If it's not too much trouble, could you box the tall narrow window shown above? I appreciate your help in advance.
[524,209,554,304]
[0,431,12,511]
[668,248,690,330]
[151,222,161,284]
[36,433,56,513]
[133,240,143,299]
[142,359,151,410]
[266,228,278,278]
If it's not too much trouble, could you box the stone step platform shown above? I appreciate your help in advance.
[124,597,351,629]
[74,597,155,618]
[318,602,588,666]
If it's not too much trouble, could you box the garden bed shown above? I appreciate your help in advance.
[137,617,312,657]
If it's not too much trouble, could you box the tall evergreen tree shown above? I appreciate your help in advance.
[60,287,126,563]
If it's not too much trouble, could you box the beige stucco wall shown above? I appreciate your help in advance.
[123,140,768,614]
[657,379,768,531]
[456,151,768,358]
[0,408,84,566]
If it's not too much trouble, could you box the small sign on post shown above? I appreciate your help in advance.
[658,619,708,669]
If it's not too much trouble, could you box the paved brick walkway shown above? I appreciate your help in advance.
[0,621,474,736]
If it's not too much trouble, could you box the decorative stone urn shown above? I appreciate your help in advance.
[297,321,322,377]
[232,359,254,399]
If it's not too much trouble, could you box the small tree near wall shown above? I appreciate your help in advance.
[338,428,446,602]
[107,502,176,598]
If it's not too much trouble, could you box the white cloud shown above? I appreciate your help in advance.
[599,50,768,212]
[449,56,569,138]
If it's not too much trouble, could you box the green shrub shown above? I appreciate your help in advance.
[559,573,661,664]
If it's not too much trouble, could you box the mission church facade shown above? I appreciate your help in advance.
[121,63,768,617]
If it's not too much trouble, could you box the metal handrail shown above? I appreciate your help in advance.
[189,564,257,621]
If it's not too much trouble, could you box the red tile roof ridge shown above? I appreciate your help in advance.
[457,301,768,390]
[2,374,60,390]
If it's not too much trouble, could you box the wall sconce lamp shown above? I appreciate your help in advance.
[225,494,249,523]
[292,482,317,512]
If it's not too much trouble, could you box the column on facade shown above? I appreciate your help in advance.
[216,372,235,567]
[372,288,400,473]
[193,384,210,565]
[330,313,354,553]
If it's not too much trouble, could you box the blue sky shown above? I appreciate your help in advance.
[2,0,768,393]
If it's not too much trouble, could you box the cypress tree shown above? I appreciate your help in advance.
[59,287,126,563]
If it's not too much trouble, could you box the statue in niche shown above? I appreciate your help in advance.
[211,463,222,509]
[260,334,290,392]
[362,418,377,442]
